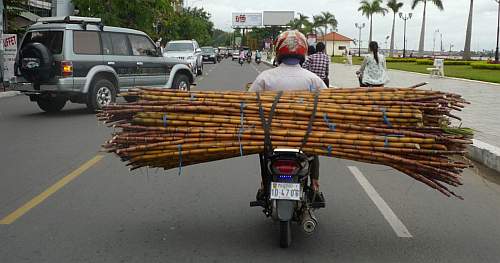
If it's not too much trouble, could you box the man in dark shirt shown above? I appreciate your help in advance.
[302,42,330,87]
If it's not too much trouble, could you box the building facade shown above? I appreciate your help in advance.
[318,32,353,56]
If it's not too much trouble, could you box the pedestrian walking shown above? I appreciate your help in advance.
[302,42,330,87]
[356,41,389,87]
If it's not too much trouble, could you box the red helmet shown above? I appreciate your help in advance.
[274,30,308,63]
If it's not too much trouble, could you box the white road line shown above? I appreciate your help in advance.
[348,166,413,238]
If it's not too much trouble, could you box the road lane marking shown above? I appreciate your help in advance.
[348,166,413,238]
[0,155,104,225]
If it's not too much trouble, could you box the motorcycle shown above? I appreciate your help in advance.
[255,57,261,64]
[247,55,252,63]
[239,57,244,66]
[251,148,325,248]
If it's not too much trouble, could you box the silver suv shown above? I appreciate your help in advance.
[163,40,203,76]
[12,16,195,112]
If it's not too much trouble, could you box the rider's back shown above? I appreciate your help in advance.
[249,63,327,92]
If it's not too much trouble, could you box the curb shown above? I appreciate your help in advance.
[467,139,500,174]
[0,91,20,99]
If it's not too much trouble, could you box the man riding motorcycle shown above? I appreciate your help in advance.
[248,30,327,201]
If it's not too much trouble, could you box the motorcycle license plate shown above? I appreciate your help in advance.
[270,182,301,201]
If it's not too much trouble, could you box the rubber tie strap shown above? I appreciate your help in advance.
[190,93,196,101]
[163,114,168,128]
[384,134,404,148]
[300,91,320,151]
[256,92,271,156]
[298,98,304,104]
[327,145,333,156]
[381,108,392,127]
[323,113,336,131]
[177,144,183,176]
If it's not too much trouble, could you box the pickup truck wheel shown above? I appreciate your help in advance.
[172,73,190,91]
[36,97,66,113]
[87,78,116,112]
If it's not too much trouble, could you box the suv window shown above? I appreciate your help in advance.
[73,31,101,55]
[101,32,130,56]
[128,34,156,56]
[166,43,194,52]
[21,31,63,54]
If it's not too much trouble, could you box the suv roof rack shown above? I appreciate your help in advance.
[37,16,104,30]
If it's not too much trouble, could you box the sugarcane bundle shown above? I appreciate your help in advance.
[98,87,473,199]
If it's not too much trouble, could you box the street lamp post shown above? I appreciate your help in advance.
[355,23,365,57]
[399,12,412,58]
[495,0,500,63]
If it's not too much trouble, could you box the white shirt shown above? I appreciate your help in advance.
[249,63,327,92]
[359,53,389,85]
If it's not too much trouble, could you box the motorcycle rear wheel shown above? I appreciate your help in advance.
[279,221,292,248]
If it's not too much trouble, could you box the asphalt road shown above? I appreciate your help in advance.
[1,59,500,263]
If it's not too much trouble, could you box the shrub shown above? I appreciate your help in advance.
[386,58,417,63]
[416,59,473,65]
[471,62,500,70]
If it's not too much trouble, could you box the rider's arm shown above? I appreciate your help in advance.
[248,74,265,92]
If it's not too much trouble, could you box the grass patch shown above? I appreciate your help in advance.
[331,56,500,84]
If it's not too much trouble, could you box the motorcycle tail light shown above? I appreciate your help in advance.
[272,160,300,175]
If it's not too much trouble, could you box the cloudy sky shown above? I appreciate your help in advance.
[189,0,499,52]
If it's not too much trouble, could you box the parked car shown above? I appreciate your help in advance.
[201,46,217,64]
[163,40,203,76]
[12,16,194,112]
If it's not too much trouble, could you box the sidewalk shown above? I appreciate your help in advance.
[331,63,500,172]
[330,63,500,148]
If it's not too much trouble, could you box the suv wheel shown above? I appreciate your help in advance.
[36,96,66,113]
[87,78,116,112]
[172,73,190,91]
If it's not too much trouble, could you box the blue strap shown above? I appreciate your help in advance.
[238,102,246,156]
[323,113,336,131]
[177,144,183,176]
[327,145,333,156]
[381,108,392,127]
[163,114,168,128]
[190,93,196,101]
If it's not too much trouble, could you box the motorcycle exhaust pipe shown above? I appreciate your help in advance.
[301,209,318,234]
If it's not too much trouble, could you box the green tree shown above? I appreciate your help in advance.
[358,0,388,42]
[412,0,444,55]
[320,11,338,36]
[4,0,26,32]
[387,0,404,57]
[312,15,325,35]
[463,0,474,60]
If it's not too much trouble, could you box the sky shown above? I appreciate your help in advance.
[189,0,500,52]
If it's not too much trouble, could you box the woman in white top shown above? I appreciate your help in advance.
[357,41,389,87]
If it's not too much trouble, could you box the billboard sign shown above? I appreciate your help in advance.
[263,11,294,26]
[232,13,262,28]
[3,34,18,82]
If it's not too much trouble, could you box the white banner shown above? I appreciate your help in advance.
[232,13,262,28]
[3,34,18,82]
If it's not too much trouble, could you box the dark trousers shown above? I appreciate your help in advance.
[322,77,330,87]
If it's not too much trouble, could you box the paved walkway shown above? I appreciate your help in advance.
[330,63,500,148]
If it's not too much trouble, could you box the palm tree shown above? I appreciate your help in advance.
[320,11,338,36]
[387,0,404,57]
[312,15,325,35]
[463,0,474,60]
[358,0,388,42]
[412,0,444,55]
[297,13,310,29]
